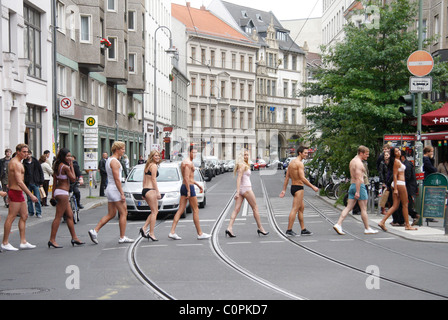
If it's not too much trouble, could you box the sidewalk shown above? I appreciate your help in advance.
[319,195,448,243]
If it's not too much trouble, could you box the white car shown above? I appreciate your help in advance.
[123,162,206,219]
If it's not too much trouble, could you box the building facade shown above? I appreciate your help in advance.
[208,0,308,159]
[172,3,259,160]
[1,0,53,157]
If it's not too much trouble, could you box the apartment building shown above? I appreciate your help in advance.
[0,0,53,156]
[172,3,259,160]
[208,0,308,159]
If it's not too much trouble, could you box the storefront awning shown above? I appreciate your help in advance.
[422,102,448,126]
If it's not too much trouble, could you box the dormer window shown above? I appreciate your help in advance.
[256,14,263,22]
[241,10,248,18]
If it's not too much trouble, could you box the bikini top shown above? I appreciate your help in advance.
[145,165,159,177]
[398,162,406,172]
[56,164,68,180]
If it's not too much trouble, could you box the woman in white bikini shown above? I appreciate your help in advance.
[139,150,162,241]
[49,148,84,248]
[378,147,417,231]
[225,149,268,237]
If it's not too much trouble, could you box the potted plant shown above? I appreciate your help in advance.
[128,112,136,119]
[100,38,112,49]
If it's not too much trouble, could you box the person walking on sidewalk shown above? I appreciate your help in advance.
[0,148,12,208]
[139,150,162,241]
[333,146,378,235]
[279,146,319,236]
[225,149,269,238]
[48,148,84,248]
[378,147,417,232]
[39,154,53,207]
[89,142,134,244]
[23,150,44,218]
[168,145,210,240]
[1,144,38,251]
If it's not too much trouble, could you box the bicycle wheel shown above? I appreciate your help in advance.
[325,183,336,200]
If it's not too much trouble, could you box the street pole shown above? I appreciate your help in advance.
[415,0,424,225]
[52,0,59,153]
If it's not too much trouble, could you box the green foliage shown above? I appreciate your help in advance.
[300,0,448,176]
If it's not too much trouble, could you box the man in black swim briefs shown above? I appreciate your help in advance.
[279,146,319,236]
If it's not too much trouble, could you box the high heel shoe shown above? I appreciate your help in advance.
[48,241,63,249]
[71,239,85,247]
[147,234,159,242]
[257,229,269,236]
[139,227,150,239]
[225,230,236,238]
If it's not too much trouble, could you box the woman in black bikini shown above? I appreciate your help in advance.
[139,150,161,241]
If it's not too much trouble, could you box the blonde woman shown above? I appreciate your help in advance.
[225,149,269,237]
[139,150,162,241]
[89,142,134,244]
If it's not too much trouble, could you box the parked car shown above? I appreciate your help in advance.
[283,157,296,170]
[205,157,221,175]
[227,160,235,172]
[123,162,189,219]
[255,159,267,168]
[194,168,207,208]
[250,160,259,171]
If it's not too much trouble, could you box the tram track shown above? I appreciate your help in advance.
[260,177,448,300]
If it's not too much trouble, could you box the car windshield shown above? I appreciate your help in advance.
[126,167,180,182]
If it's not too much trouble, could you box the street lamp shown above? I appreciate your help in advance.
[153,26,177,145]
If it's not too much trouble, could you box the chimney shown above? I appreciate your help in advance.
[200,5,206,10]
[186,2,190,7]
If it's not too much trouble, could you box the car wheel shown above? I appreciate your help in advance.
[181,208,186,218]
[199,196,206,208]
[186,204,192,213]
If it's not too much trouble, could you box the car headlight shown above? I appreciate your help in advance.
[124,192,132,199]
[164,191,180,199]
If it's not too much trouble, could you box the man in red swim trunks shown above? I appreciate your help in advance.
[1,144,38,251]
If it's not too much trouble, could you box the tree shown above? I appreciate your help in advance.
[300,0,448,176]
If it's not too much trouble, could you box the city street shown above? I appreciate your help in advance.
[0,169,447,302]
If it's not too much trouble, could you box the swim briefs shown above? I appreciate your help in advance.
[348,183,368,200]
[291,185,304,196]
[8,189,25,203]
[180,184,196,197]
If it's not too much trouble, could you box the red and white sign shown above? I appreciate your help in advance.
[60,97,74,116]
[407,50,434,77]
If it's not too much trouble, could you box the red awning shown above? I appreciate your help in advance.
[422,102,448,126]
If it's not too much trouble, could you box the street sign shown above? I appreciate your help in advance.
[407,50,434,77]
[410,76,432,93]
[84,115,98,149]
[59,97,74,116]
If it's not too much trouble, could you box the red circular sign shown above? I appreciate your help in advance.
[407,50,434,77]
[60,98,72,109]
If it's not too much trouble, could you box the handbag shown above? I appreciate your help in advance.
[379,189,389,208]
[39,186,46,199]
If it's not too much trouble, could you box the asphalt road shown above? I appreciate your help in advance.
[1,169,447,302]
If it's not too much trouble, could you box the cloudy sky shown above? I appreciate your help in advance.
[170,0,323,21]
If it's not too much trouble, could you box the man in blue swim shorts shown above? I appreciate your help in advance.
[333,146,378,235]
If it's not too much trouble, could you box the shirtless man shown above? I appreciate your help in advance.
[279,146,319,236]
[1,144,38,251]
[333,146,378,235]
[168,145,210,240]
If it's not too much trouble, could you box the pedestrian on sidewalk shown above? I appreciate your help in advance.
[139,150,162,241]
[99,152,108,197]
[1,144,38,251]
[48,148,84,248]
[39,154,53,206]
[23,150,44,218]
[224,149,269,238]
[378,147,417,232]
[333,146,378,235]
[89,142,134,244]
[168,145,211,240]
[0,148,12,208]
[279,146,319,236]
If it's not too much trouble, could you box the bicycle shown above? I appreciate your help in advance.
[69,182,80,224]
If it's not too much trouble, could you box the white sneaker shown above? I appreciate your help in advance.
[88,229,98,244]
[1,243,18,251]
[333,224,345,235]
[197,232,211,240]
[168,233,182,240]
[364,227,378,235]
[19,242,36,250]
[118,236,134,243]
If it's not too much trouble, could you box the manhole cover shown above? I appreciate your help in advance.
[0,288,50,295]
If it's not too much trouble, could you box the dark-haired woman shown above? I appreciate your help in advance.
[378,147,417,232]
[48,148,84,248]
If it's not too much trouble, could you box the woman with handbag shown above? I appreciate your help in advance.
[48,148,85,248]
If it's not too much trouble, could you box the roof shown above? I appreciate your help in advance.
[171,3,256,45]
[220,1,304,54]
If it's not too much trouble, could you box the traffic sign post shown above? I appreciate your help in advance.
[407,50,434,77]
[84,115,99,197]
[59,97,74,116]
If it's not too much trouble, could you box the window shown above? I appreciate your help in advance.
[240,83,245,100]
[24,5,42,78]
[292,56,297,70]
[80,15,91,43]
[248,57,253,72]
[201,109,205,128]
[107,0,117,11]
[248,84,253,101]
[191,47,196,63]
[201,48,206,65]
[107,86,114,110]
[191,108,196,127]
[191,77,196,95]
[292,108,296,124]
[210,50,215,67]
[128,11,136,31]
[91,80,96,106]
[283,81,288,97]
[232,54,236,69]
[57,1,65,34]
[210,109,215,127]
[57,65,66,95]
[248,112,252,129]
[240,55,245,71]
[201,79,206,96]
[129,53,136,73]
[80,75,88,102]
[221,52,226,68]
[108,37,117,60]
[240,112,244,129]
[221,81,226,98]
[221,110,226,127]
[231,82,236,99]
[98,84,105,108]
